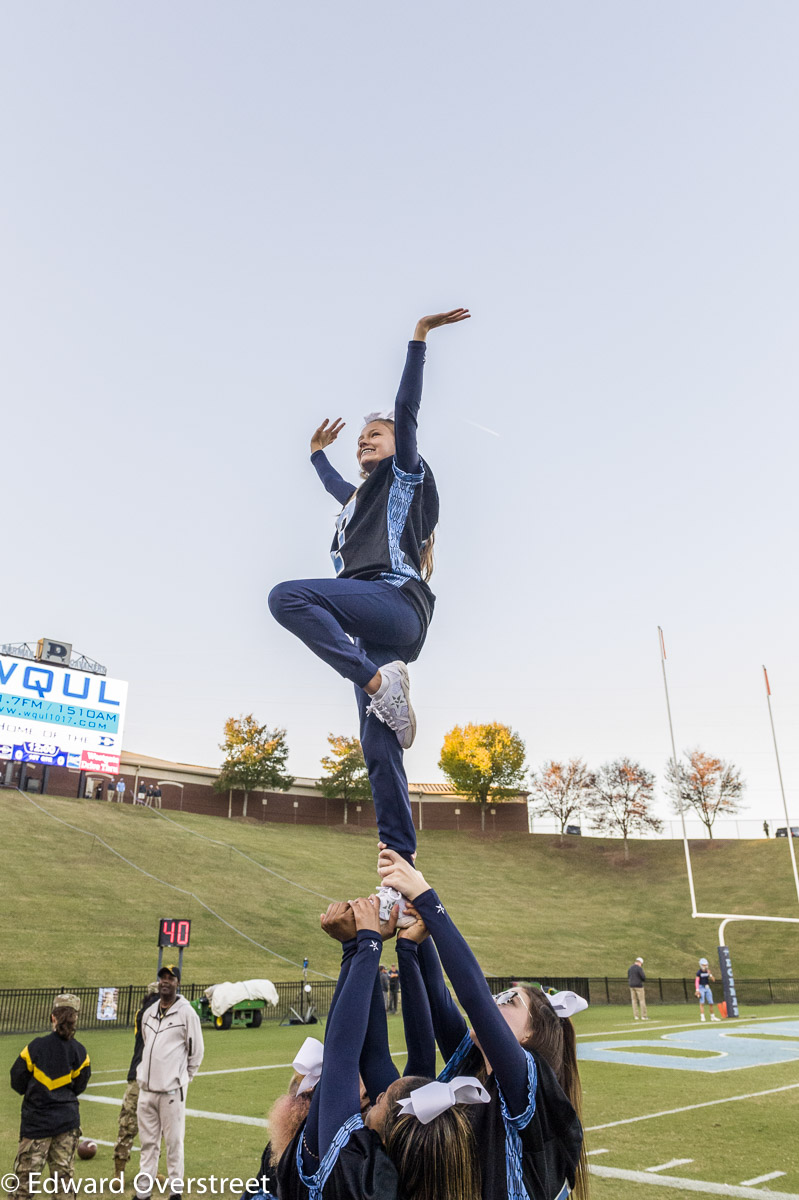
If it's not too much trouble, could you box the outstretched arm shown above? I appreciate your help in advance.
[304,898,383,1164]
[417,938,469,1062]
[378,852,530,1117]
[310,419,358,504]
[396,911,436,1078]
[394,309,470,475]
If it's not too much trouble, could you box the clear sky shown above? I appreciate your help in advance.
[3,2,799,832]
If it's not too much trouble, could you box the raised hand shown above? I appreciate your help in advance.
[397,902,429,944]
[413,308,470,341]
[350,894,382,933]
[311,418,346,454]
[380,903,399,942]
[377,848,429,901]
[320,901,357,943]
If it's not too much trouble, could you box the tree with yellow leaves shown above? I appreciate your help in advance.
[439,722,527,832]
[317,733,372,824]
[213,714,294,818]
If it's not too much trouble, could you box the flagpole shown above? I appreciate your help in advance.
[762,666,799,904]
[658,627,698,915]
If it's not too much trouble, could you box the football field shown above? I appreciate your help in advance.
[3,1003,798,1200]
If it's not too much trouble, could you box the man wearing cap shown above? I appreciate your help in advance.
[9,993,91,1199]
[135,965,204,1200]
[627,956,648,1021]
[113,982,160,1183]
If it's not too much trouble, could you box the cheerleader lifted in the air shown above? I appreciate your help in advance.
[269,309,469,886]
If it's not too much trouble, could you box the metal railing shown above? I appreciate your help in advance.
[2,976,797,1036]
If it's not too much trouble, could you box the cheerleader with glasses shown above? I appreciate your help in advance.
[378,849,589,1200]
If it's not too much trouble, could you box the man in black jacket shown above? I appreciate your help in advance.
[9,993,91,1198]
[113,983,160,1181]
[627,957,648,1020]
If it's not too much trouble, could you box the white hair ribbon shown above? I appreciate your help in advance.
[292,1036,324,1095]
[362,409,395,428]
[545,990,589,1019]
[396,1075,490,1125]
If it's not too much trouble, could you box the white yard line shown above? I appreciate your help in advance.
[587,1082,799,1131]
[590,1165,799,1198]
[646,1159,695,1173]
[80,1094,267,1127]
[587,1149,609,1156]
[89,1051,409,1088]
[579,1014,798,1039]
[740,1174,788,1187]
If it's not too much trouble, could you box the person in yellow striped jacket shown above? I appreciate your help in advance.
[9,993,91,1199]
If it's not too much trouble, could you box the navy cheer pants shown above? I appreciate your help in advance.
[268,577,423,863]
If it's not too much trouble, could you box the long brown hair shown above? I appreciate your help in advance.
[52,1007,78,1040]
[356,419,436,581]
[383,1077,481,1200]
[518,988,589,1200]
[267,1072,313,1164]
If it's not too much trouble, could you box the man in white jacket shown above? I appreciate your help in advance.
[135,965,204,1200]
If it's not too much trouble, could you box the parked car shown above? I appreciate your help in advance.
[775,826,799,838]
[565,825,582,836]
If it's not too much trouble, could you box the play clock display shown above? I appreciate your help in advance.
[158,918,192,948]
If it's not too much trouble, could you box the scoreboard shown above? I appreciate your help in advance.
[158,919,192,948]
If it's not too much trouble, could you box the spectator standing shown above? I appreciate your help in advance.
[153,785,162,810]
[135,965,204,1200]
[696,958,721,1022]
[627,956,648,1021]
[136,781,147,806]
[387,963,400,1014]
[763,820,770,837]
[113,983,160,1182]
[9,994,91,1200]
[95,781,104,801]
[379,964,390,1010]
[145,785,155,808]
[115,778,126,803]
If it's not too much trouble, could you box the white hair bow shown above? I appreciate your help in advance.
[545,990,589,1019]
[362,409,395,428]
[396,1075,490,1125]
[292,1036,324,1095]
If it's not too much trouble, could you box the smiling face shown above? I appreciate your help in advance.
[357,421,396,474]
[158,972,179,1006]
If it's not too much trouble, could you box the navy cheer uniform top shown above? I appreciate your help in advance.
[310,340,438,660]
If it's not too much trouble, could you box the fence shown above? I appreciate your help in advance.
[2,976,798,1036]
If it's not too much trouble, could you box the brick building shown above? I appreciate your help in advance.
[2,750,530,833]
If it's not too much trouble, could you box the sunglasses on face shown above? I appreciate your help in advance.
[493,987,532,1015]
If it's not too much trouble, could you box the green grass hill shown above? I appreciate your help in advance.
[3,788,798,987]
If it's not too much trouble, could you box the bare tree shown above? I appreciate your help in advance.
[665,749,745,839]
[528,758,594,841]
[587,757,663,859]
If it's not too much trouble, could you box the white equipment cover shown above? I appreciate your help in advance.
[204,979,279,1016]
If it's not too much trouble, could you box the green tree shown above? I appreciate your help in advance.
[213,715,294,818]
[317,734,372,824]
[586,757,662,860]
[439,722,527,832]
